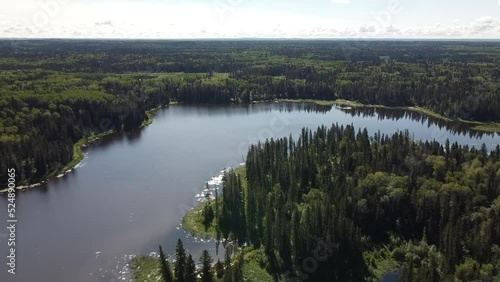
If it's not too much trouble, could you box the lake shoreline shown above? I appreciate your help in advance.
[10,101,498,282]
[181,166,247,239]
[132,166,277,281]
[0,104,167,194]
[3,99,498,194]
[182,200,219,239]
[279,98,500,133]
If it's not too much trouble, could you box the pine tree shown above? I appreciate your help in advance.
[159,245,173,282]
[215,259,224,279]
[204,203,209,231]
[200,250,214,282]
[174,239,187,282]
[204,202,215,231]
[215,182,219,229]
[184,254,197,282]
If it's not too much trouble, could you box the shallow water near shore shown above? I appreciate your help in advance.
[0,102,499,282]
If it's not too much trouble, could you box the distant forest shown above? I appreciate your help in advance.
[1,40,500,186]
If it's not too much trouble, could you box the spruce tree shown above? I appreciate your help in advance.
[215,259,224,279]
[199,250,214,282]
[159,245,173,282]
[184,254,197,282]
[203,203,209,231]
[174,239,187,282]
[203,203,215,230]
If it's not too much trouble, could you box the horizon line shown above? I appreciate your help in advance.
[1,37,500,41]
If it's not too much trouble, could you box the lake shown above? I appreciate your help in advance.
[1,102,499,282]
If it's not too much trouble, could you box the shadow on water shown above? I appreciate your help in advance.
[6,102,500,282]
[125,129,143,145]
[83,128,145,155]
[340,106,499,139]
[168,102,333,117]
[180,102,498,138]
[274,102,333,114]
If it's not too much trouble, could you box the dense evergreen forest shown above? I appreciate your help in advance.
[1,40,500,187]
[209,124,500,281]
[150,239,243,282]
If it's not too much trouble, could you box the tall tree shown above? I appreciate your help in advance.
[184,254,197,282]
[215,259,224,279]
[174,239,187,282]
[158,245,173,282]
[199,250,214,282]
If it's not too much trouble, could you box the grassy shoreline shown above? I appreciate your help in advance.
[0,131,112,194]
[132,166,274,282]
[181,199,219,239]
[141,104,167,128]
[3,98,498,194]
[181,166,246,239]
[131,256,161,282]
[333,99,455,122]
[0,104,167,194]
[280,98,500,133]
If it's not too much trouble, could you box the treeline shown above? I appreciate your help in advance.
[156,239,243,282]
[2,40,500,186]
[213,124,500,281]
[342,107,495,139]
[2,40,500,123]
[0,71,170,187]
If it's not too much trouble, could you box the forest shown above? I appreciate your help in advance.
[135,237,262,282]
[195,124,500,281]
[1,39,500,187]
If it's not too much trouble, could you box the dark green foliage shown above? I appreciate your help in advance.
[199,250,214,282]
[0,70,169,187]
[215,259,224,279]
[221,252,244,282]
[2,40,500,186]
[220,172,246,243]
[221,249,245,282]
[214,124,500,281]
[224,248,231,268]
[159,245,174,282]
[158,240,223,282]
[174,239,187,282]
[184,255,197,282]
[203,202,215,231]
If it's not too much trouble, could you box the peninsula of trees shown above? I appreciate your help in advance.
[2,40,500,187]
[195,124,500,281]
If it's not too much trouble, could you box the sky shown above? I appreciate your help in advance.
[1,0,500,39]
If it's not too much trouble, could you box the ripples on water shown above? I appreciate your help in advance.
[50,104,500,280]
[3,102,499,282]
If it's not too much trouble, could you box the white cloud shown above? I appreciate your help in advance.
[469,16,500,33]
[0,1,499,39]
[386,26,400,33]
[331,0,351,4]
[95,21,113,26]
[359,25,376,33]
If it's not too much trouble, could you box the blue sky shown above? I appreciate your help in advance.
[1,0,499,38]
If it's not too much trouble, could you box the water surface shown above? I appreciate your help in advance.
[1,103,498,282]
